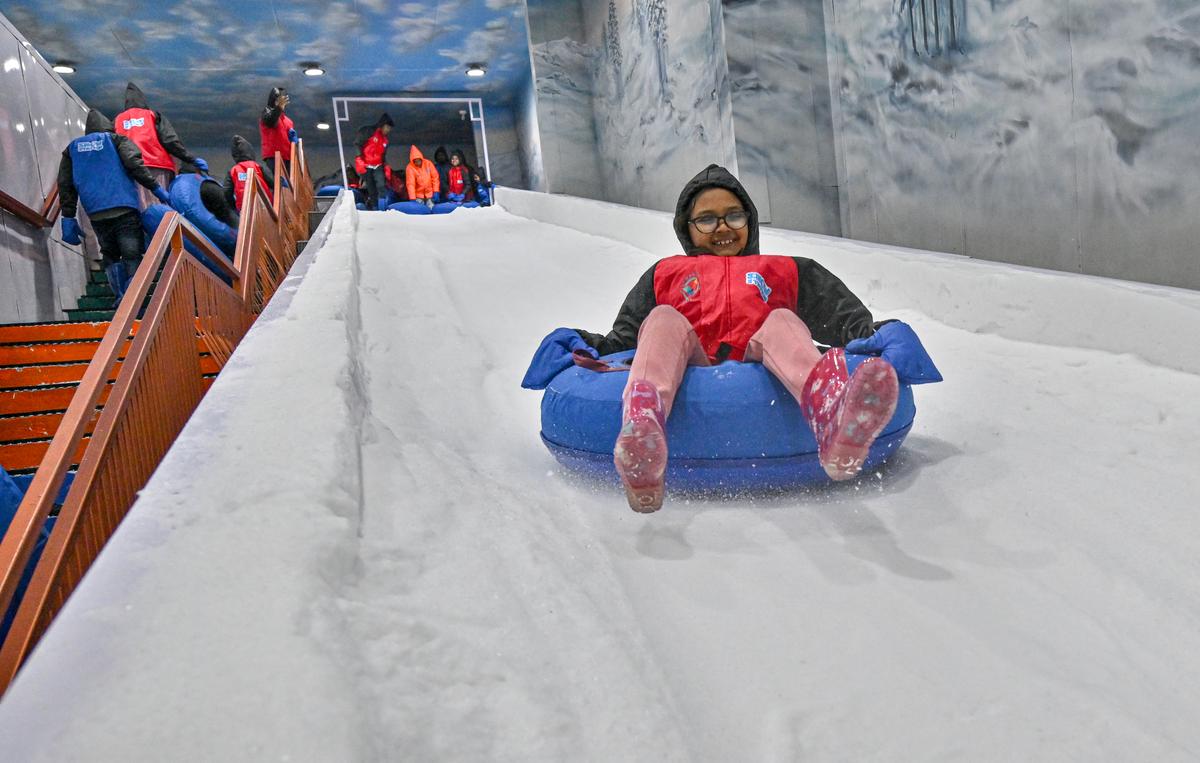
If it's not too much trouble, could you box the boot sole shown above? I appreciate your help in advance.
[614,418,668,512]
[821,360,899,481]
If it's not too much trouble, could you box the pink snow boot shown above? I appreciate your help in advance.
[800,349,899,481]
[613,380,669,512]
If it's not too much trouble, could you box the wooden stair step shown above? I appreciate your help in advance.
[0,409,101,442]
[0,437,90,473]
[0,321,113,345]
[0,337,214,368]
[0,355,219,390]
[0,383,113,417]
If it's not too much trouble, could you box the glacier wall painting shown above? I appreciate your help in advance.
[524,0,1200,290]
[827,0,1200,289]
[527,0,605,199]
[722,0,842,235]
[528,0,737,213]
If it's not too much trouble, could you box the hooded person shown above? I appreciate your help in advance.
[432,146,451,201]
[114,82,207,209]
[56,109,172,303]
[170,159,239,252]
[405,145,439,209]
[445,149,471,203]
[526,164,941,511]
[357,113,394,211]
[471,168,493,206]
[224,135,275,213]
[260,86,298,175]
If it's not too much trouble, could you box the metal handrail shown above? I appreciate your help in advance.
[0,188,52,229]
[0,149,313,690]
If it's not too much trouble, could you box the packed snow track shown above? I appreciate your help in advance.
[2,191,1199,762]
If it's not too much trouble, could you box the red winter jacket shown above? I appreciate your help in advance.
[448,165,468,196]
[114,108,173,171]
[260,111,294,163]
[579,254,875,362]
[229,160,273,212]
[362,129,389,166]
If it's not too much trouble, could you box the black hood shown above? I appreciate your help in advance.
[231,135,255,162]
[434,146,449,164]
[375,112,394,128]
[85,109,114,134]
[124,82,149,110]
[672,164,760,256]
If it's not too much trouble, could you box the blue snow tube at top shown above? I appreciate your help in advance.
[540,350,916,492]
[317,184,344,196]
[387,200,460,215]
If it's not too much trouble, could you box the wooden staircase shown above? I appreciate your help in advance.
[63,268,119,323]
[0,321,218,479]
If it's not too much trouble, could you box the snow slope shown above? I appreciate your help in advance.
[1,192,1199,761]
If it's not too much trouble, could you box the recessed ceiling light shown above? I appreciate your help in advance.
[465,63,487,77]
[303,64,325,76]
[316,122,330,130]
[52,62,75,74]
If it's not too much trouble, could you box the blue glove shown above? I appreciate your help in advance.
[153,186,171,204]
[61,217,82,245]
[521,328,599,390]
[193,157,209,173]
[844,321,943,385]
[287,128,299,143]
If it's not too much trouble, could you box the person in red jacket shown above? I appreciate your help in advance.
[405,145,439,209]
[223,135,275,213]
[356,113,394,210]
[445,150,471,202]
[114,82,207,209]
[259,87,297,177]
[560,165,941,511]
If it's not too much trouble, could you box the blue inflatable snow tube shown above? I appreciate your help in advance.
[141,204,232,285]
[317,184,344,196]
[387,201,460,215]
[540,350,916,491]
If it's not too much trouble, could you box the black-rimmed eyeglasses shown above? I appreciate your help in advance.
[689,210,749,234]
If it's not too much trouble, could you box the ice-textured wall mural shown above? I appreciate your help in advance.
[527,0,605,199]
[528,0,737,212]
[722,0,841,235]
[829,0,1200,289]
[585,0,737,211]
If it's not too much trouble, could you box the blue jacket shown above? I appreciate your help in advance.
[68,132,141,215]
[170,173,238,256]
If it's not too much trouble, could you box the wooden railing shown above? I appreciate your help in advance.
[0,185,57,229]
[0,142,313,690]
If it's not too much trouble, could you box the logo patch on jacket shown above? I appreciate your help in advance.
[75,139,105,153]
[680,272,700,302]
[745,272,772,303]
[121,117,145,130]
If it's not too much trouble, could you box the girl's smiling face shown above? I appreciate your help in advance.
[687,188,749,257]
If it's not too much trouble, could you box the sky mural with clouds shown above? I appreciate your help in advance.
[0,0,534,149]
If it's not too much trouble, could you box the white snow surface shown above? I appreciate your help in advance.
[2,191,1200,761]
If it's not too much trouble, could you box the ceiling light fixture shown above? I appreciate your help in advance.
[465,63,487,77]
[303,63,325,76]
[52,62,75,74]
[316,122,330,130]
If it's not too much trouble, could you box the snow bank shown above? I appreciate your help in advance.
[497,188,1200,375]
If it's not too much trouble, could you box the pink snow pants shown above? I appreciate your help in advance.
[624,305,823,417]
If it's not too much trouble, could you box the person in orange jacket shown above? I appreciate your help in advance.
[405,146,439,209]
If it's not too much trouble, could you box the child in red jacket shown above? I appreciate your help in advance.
[568,165,942,511]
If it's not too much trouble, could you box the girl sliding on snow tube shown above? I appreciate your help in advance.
[528,165,942,512]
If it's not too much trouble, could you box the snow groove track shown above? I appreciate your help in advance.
[2,199,1200,761]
